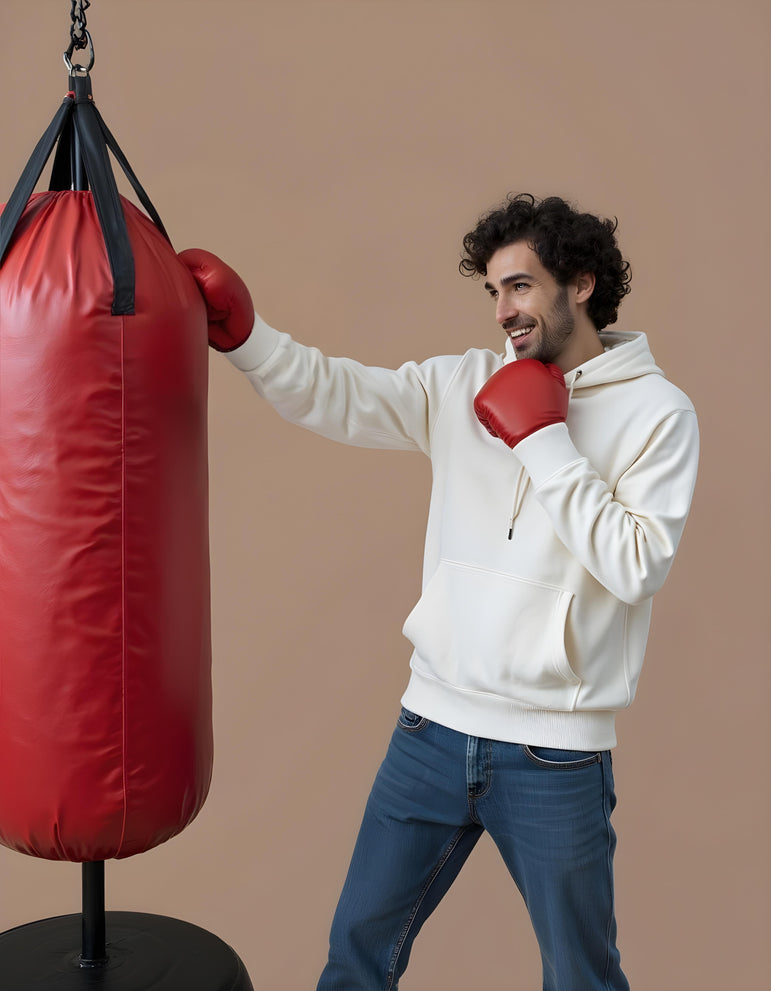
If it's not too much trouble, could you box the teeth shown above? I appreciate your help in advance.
[510,327,533,339]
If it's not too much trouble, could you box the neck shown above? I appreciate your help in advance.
[556,316,604,373]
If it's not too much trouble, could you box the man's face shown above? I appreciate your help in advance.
[484,241,575,365]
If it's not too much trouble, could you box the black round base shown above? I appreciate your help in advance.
[0,911,254,990]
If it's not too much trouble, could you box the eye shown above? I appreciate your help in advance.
[487,290,499,300]
[514,282,529,291]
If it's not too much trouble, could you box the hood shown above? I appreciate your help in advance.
[503,330,663,392]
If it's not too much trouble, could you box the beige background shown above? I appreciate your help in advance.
[1,1,769,988]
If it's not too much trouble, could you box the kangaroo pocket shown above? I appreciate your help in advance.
[403,559,580,709]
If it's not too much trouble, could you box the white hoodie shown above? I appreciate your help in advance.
[229,321,699,751]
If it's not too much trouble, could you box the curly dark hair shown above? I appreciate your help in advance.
[459,193,631,330]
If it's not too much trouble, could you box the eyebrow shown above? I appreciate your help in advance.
[483,272,534,292]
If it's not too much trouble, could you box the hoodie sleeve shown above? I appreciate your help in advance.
[513,410,699,604]
[225,314,460,455]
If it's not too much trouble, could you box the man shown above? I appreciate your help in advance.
[181,193,699,990]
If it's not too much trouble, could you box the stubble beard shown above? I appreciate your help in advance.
[523,286,574,364]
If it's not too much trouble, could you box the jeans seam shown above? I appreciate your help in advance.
[601,755,615,990]
[467,739,493,821]
[385,825,471,990]
[477,739,493,798]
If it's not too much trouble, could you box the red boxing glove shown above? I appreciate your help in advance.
[474,359,568,448]
[178,247,254,352]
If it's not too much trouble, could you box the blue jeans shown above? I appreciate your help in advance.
[317,709,630,991]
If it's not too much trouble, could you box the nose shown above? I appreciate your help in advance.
[496,296,517,327]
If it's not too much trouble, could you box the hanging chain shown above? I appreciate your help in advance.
[69,1,91,52]
[64,0,94,74]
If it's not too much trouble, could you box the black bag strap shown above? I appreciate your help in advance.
[48,110,78,192]
[91,104,170,242]
[0,96,74,268]
[0,74,172,315]
[69,74,135,314]
[50,78,169,240]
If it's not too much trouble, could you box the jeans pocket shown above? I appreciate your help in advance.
[523,744,602,769]
[397,707,429,733]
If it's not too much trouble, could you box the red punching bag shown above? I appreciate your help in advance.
[0,73,213,862]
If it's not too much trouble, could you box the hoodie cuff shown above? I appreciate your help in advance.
[514,422,585,488]
[225,313,282,372]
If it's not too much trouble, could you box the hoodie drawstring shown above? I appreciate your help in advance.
[507,466,530,540]
[568,368,582,400]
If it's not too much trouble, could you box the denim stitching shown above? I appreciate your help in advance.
[522,744,602,770]
[601,754,616,990]
[385,825,471,990]
[476,739,493,798]
[398,717,428,734]
[466,738,493,821]
[397,708,429,733]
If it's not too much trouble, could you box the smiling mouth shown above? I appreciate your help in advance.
[508,326,534,341]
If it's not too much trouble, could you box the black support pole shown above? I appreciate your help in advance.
[80,861,107,967]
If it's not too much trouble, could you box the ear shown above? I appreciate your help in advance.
[574,272,595,305]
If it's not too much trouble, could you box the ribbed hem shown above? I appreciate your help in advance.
[401,666,618,751]
[225,313,282,371]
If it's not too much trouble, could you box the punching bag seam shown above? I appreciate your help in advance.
[117,314,129,859]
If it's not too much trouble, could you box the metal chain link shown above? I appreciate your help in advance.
[69,0,91,51]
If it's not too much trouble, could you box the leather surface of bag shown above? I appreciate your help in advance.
[0,78,213,861]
